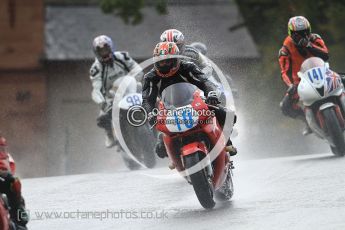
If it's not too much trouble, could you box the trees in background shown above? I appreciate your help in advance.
[46,0,167,25]
[100,0,167,25]
[235,0,345,77]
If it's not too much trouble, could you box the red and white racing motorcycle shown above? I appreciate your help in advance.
[298,57,345,156]
[155,82,234,209]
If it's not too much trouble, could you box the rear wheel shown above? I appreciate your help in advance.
[184,153,215,209]
[119,109,156,169]
[215,168,234,201]
[120,151,141,170]
[322,107,345,156]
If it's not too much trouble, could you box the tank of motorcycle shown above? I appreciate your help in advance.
[298,66,343,106]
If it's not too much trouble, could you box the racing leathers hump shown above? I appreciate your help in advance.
[184,45,213,76]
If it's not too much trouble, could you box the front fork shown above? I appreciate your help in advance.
[305,107,326,139]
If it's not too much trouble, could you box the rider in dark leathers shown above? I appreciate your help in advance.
[142,42,236,158]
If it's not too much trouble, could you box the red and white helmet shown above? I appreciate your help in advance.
[153,42,181,78]
[160,29,185,52]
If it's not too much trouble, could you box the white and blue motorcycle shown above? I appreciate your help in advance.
[298,57,345,156]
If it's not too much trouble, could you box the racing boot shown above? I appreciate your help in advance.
[302,123,312,136]
[168,162,175,170]
[155,133,168,158]
[224,139,237,156]
[105,129,116,148]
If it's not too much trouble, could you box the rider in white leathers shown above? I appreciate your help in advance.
[89,35,143,148]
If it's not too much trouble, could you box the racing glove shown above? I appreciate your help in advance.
[287,84,298,96]
[206,91,220,105]
[297,38,310,48]
[92,89,105,105]
[148,112,157,127]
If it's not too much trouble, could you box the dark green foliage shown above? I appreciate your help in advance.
[235,0,345,75]
[100,0,167,25]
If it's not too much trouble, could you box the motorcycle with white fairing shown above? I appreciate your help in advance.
[298,57,345,156]
[112,76,157,169]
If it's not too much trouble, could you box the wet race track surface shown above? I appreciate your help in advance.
[23,153,345,230]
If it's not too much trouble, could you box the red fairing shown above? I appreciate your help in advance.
[191,91,210,122]
[156,89,230,190]
[181,142,208,157]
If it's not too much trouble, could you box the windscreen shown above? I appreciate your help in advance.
[161,82,197,108]
[300,57,325,73]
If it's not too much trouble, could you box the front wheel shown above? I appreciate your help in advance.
[322,107,345,156]
[184,153,215,209]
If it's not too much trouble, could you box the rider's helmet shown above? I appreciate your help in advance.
[0,136,11,173]
[190,42,207,55]
[153,42,181,78]
[160,29,185,53]
[288,16,311,45]
[92,35,114,64]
